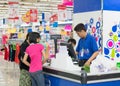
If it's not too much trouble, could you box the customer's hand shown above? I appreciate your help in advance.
[45,42,50,51]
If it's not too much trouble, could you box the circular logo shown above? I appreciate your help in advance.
[106,39,114,49]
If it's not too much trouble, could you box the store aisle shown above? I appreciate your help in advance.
[0,55,20,86]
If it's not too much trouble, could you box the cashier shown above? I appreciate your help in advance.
[74,23,99,67]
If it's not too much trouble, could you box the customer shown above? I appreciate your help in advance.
[22,32,49,86]
[74,23,99,66]
[67,38,76,60]
[18,32,32,86]
[68,38,76,47]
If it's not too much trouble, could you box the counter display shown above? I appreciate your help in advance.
[43,66,120,86]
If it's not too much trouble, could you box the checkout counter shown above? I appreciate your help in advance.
[43,43,120,86]
[43,66,120,86]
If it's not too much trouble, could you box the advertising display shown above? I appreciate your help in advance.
[8,1,19,20]
[22,11,31,23]
[30,9,38,22]
[103,0,120,61]
[103,11,120,61]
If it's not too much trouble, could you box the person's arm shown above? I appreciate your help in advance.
[18,44,26,60]
[22,53,30,67]
[42,44,50,64]
[84,35,99,66]
[84,51,99,66]
[75,51,78,55]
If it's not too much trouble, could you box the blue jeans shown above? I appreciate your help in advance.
[30,70,45,86]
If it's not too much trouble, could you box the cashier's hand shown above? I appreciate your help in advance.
[84,61,91,66]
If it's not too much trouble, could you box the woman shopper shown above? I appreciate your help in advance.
[22,32,49,86]
[18,32,32,86]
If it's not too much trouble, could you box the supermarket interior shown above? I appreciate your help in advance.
[0,0,120,86]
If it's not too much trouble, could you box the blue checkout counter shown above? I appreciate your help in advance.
[43,66,120,86]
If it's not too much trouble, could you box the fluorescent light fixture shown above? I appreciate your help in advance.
[19,2,34,5]
[21,6,37,9]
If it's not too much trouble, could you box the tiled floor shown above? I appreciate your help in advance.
[0,55,20,86]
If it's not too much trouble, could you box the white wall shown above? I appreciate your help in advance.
[73,11,102,51]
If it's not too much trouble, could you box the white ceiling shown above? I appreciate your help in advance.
[0,0,73,20]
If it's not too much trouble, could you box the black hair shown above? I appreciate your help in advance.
[26,32,32,40]
[68,38,76,45]
[74,23,86,32]
[23,32,32,43]
[29,32,41,43]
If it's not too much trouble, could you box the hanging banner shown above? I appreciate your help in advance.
[22,11,30,23]
[58,4,66,10]
[66,11,72,20]
[62,0,73,6]
[58,10,67,21]
[8,1,19,20]
[57,4,67,21]
[44,12,51,21]
[50,14,58,23]
[30,9,38,22]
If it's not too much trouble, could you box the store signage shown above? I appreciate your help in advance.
[57,4,67,21]
[50,14,58,23]
[22,9,38,23]
[42,13,45,20]
[58,4,66,10]
[53,22,58,27]
[66,11,72,20]
[44,12,51,21]
[61,29,66,35]
[8,1,19,20]
[62,0,73,6]
[64,24,72,31]
[58,10,67,21]
[22,11,30,23]
[46,25,50,31]
[30,9,38,22]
